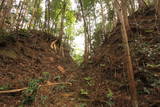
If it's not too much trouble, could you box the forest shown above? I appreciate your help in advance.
[0,0,160,107]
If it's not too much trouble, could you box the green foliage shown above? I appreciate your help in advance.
[106,88,113,98]
[73,53,83,65]
[40,95,48,104]
[105,0,114,21]
[0,49,17,59]
[80,89,88,95]
[82,0,96,11]
[18,105,24,107]
[65,10,76,26]
[144,29,154,33]
[84,77,92,81]
[100,64,106,67]
[0,84,11,91]
[106,100,114,107]
[138,87,151,95]
[54,75,61,81]
[27,79,41,93]
[146,64,160,68]
[42,72,50,81]
[17,29,31,37]
[143,87,150,94]
[106,88,114,107]
[35,7,43,19]
[22,95,35,105]
[92,22,105,50]
[0,30,14,42]
[22,79,41,105]
[54,84,67,92]
[134,41,159,62]
[84,76,95,86]
[76,103,87,107]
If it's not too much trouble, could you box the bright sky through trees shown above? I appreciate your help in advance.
[70,0,84,55]
[15,0,84,55]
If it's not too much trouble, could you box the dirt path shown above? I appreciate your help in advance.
[0,11,160,106]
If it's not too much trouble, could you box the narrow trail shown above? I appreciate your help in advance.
[0,6,160,107]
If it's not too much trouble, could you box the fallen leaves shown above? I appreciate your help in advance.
[57,65,66,74]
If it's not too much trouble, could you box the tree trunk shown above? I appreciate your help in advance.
[100,0,106,34]
[121,0,130,31]
[0,0,6,11]
[0,0,13,29]
[28,0,38,29]
[59,1,66,45]
[93,4,97,25]
[154,0,160,16]
[58,1,66,57]
[16,1,24,30]
[115,0,138,107]
[79,0,90,63]
[129,0,135,14]
[88,15,92,54]
[21,2,28,29]
[47,0,51,32]
[137,0,147,9]
[44,0,48,30]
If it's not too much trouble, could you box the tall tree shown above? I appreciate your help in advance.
[137,0,147,9]
[100,0,106,34]
[114,0,138,107]
[0,0,14,29]
[154,0,160,16]
[79,0,90,63]
[0,0,6,11]
[59,1,66,46]
[16,0,25,30]
[28,0,38,29]
[129,0,135,14]
[121,0,130,31]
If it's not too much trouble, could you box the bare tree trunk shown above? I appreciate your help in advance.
[16,1,24,30]
[129,0,135,14]
[79,0,90,63]
[100,0,106,34]
[154,0,160,16]
[59,1,66,57]
[21,3,28,29]
[93,4,97,25]
[47,0,51,32]
[59,1,66,45]
[115,0,138,107]
[121,0,130,31]
[0,0,6,11]
[0,0,5,26]
[44,0,48,30]
[0,0,13,29]
[137,0,147,9]
[88,15,92,54]
[28,0,38,29]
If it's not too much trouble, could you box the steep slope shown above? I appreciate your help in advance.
[74,6,160,107]
[0,30,77,106]
[0,6,159,107]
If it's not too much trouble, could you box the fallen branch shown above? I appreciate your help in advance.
[78,99,107,103]
[0,87,28,94]
[0,82,72,94]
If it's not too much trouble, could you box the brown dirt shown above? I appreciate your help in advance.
[0,6,160,107]
[75,6,160,107]
[0,30,78,106]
